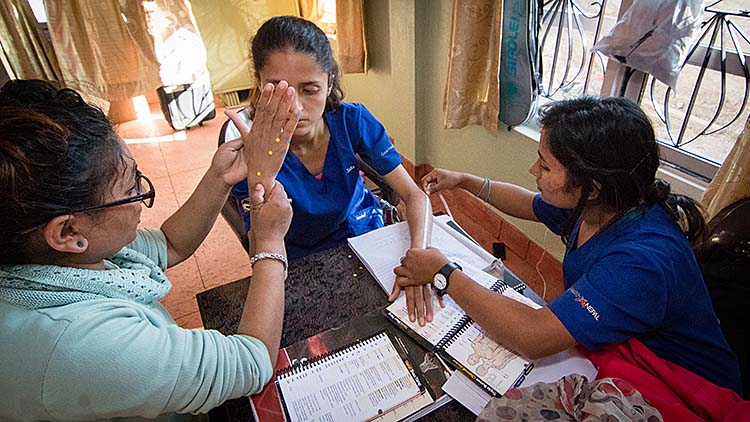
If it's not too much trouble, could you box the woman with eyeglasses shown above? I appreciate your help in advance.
[0,79,297,420]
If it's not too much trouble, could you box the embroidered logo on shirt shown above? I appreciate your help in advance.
[346,165,356,173]
[571,288,600,321]
[380,144,395,157]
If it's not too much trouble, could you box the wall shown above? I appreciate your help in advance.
[344,0,565,258]
[343,0,417,160]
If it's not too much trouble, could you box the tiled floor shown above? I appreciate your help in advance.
[118,101,250,329]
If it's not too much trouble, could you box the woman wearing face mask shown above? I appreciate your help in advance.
[226,16,436,323]
[0,79,298,420]
[394,96,742,397]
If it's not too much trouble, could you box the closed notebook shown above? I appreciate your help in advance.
[385,262,537,397]
[274,330,426,422]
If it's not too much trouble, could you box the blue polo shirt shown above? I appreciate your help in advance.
[230,102,402,261]
[533,194,742,394]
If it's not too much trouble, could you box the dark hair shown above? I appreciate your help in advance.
[248,15,344,113]
[538,96,705,243]
[0,79,126,264]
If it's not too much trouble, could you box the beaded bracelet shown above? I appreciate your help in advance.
[250,252,288,271]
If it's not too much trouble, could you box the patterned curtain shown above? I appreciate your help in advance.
[298,0,368,74]
[702,116,750,220]
[46,0,162,102]
[443,0,502,131]
[0,0,61,81]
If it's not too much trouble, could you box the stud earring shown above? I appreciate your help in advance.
[76,240,85,248]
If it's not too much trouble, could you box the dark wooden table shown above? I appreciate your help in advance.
[197,244,538,421]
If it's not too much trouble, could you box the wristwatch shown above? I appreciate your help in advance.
[432,262,462,296]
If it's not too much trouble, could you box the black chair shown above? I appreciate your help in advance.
[694,197,750,398]
[217,108,400,252]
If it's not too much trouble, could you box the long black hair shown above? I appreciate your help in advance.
[248,15,344,114]
[0,79,125,264]
[538,96,705,244]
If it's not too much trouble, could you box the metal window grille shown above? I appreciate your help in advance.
[536,0,750,181]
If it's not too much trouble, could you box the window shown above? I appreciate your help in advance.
[537,0,750,182]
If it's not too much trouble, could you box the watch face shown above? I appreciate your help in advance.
[433,273,448,290]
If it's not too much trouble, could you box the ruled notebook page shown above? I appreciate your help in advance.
[275,332,421,422]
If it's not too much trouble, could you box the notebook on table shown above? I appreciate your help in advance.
[385,262,537,397]
[271,330,428,422]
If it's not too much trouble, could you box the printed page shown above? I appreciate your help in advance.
[276,332,421,422]
[442,322,530,396]
[348,216,496,294]
[387,293,467,346]
[385,261,501,346]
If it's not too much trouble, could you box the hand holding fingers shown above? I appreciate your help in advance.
[224,109,251,138]
[212,138,248,185]
[400,247,449,286]
[251,182,293,243]
[393,264,410,278]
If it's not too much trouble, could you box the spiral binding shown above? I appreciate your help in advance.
[436,317,472,350]
[276,331,387,379]
[491,280,508,294]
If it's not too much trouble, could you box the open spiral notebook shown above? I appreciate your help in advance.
[384,262,537,397]
[274,330,427,422]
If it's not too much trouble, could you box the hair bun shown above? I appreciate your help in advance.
[646,179,671,204]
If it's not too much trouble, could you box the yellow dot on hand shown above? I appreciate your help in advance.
[256,171,261,176]
[275,137,281,143]
[268,150,273,155]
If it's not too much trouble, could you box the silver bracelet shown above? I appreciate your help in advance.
[475,177,489,199]
[250,252,288,271]
[484,179,492,203]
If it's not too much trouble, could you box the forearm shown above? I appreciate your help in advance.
[459,174,538,221]
[447,272,574,359]
[161,167,231,267]
[403,190,430,248]
[237,239,286,367]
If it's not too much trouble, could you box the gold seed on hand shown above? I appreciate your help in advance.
[268,150,273,155]
[275,137,281,143]
[256,171,261,176]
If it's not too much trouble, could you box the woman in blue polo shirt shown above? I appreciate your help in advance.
[394,96,742,395]
[228,16,429,265]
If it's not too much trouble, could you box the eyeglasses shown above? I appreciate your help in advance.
[71,171,156,214]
